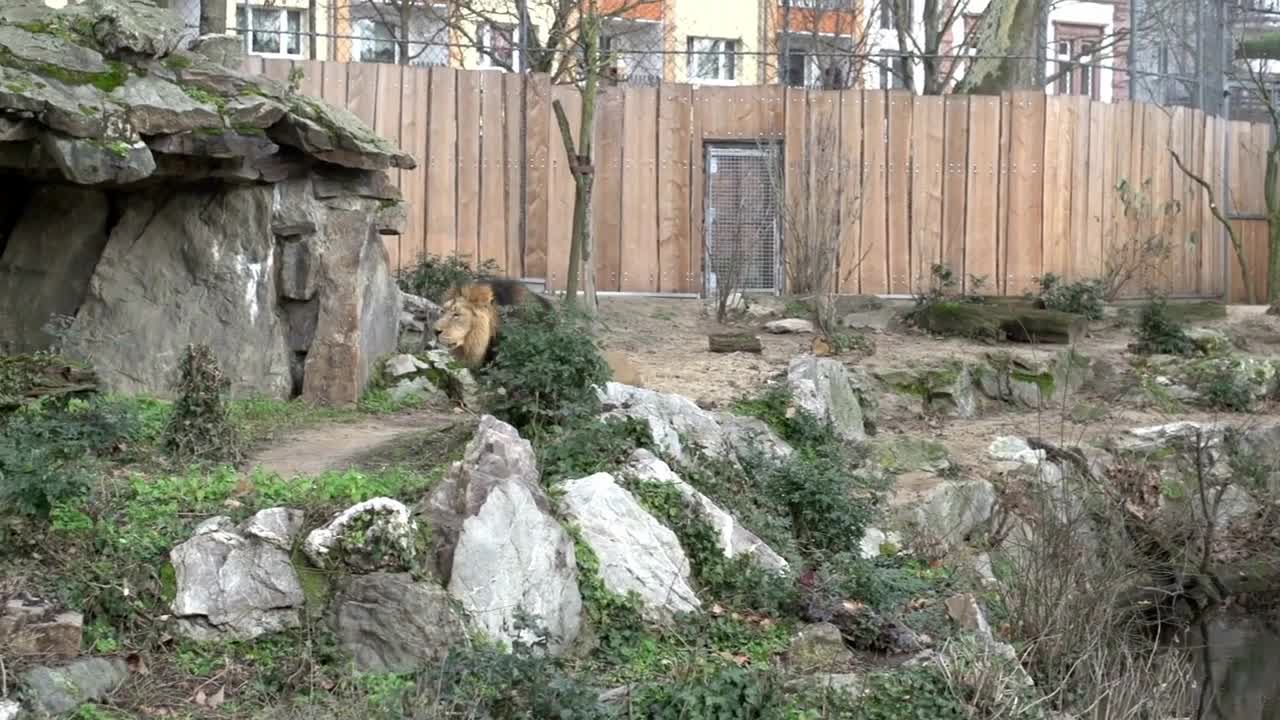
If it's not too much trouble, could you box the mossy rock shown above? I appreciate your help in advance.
[907,301,1087,344]
[871,437,951,474]
[876,361,977,418]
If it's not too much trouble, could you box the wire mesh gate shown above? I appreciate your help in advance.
[702,143,782,297]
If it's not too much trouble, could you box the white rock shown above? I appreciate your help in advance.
[386,353,428,379]
[858,527,902,559]
[765,318,815,334]
[560,472,701,620]
[598,382,731,462]
[304,497,417,572]
[419,415,582,654]
[625,449,789,573]
[987,436,1046,465]
[787,356,865,442]
[0,699,19,720]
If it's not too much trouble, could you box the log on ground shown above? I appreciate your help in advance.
[708,332,763,354]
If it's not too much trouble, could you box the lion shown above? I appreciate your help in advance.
[432,278,643,386]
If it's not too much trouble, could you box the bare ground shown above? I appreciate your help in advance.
[243,405,465,478]
[594,295,1280,478]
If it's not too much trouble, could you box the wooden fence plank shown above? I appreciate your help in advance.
[296,59,323,98]
[784,88,808,294]
[838,89,863,294]
[346,62,378,128]
[263,59,292,84]
[479,71,507,273]
[524,74,550,282]
[965,96,1000,292]
[456,70,481,262]
[545,84,580,291]
[621,86,659,292]
[1041,95,1073,282]
[809,90,840,291]
[374,63,403,271]
[592,87,625,292]
[1005,91,1045,295]
[1068,96,1091,282]
[886,90,913,294]
[320,61,347,111]
[1168,106,1191,294]
[1204,115,1223,297]
[399,66,429,270]
[504,74,523,277]
[425,67,457,259]
[941,96,968,285]
[1107,102,1132,290]
[910,95,944,292]
[1084,100,1109,282]
[658,84,693,293]
[860,90,888,295]
[996,91,1013,294]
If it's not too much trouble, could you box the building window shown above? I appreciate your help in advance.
[478,22,516,69]
[351,10,450,66]
[688,36,737,82]
[1053,23,1103,100]
[235,5,304,58]
[784,49,807,87]
[879,51,906,89]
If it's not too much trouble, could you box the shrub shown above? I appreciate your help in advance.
[1034,273,1106,320]
[1194,362,1256,413]
[1133,297,1194,355]
[627,478,800,616]
[162,344,243,465]
[631,665,791,720]
[396,252,500,302]
[536,416,653,486]
[477,304,611,435]
[1105,178,1182,300]
[759,445,878,559]
[0,397,142,517]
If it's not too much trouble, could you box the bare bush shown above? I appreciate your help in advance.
[764,108,865,334]
[1104,178,1183,301]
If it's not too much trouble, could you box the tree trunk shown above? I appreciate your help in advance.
[199,0,227,35]
[556,9,602,316]
[957,0,1048,94]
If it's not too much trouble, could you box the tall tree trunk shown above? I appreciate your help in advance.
[399,3,411,65]
[556,8,602,315]
[199,0,227,35]
[957,0,1047,94]
[308,0,317,59]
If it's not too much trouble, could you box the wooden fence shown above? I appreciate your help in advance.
[246,57,1276,302]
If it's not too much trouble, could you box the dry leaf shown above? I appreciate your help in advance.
[194,689,206,706]
[208,687,226,709]
[126,652,149,674]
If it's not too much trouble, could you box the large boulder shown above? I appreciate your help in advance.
[418,416,582,654]
[786,356,866,442]
[598,383,791,465]
[625,449,789,573]
[330,572,468,673]
[559,472,701,621]
[19,657,129,716]
[876,361,978,419]
[168,508,306,641]
[0,0,412,406]
[0,594,82,659]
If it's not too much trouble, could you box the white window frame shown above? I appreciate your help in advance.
[477,22,519,71]
[350,7,450,67]
[688,36,738,85]
[236,4,305,59]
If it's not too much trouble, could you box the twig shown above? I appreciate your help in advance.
[1170,146,1254,304]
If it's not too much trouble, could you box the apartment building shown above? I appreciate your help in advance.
[192,0,1130,101]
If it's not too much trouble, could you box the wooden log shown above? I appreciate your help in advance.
[907,301,1087,345]
[708,332,763,354]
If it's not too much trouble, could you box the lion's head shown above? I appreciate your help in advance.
[433,284,499,367]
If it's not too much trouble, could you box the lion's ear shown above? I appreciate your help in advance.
[443,285,461,302]
[462,283,495,307]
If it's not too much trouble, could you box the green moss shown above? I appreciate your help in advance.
[0,44,128,93]
[158,561,177,604]
[163,54,193,71]
[78,103,98,116]
[180,84,226,111]
[92,138,131,158]
[230,123,267,137]
[1010,369,1056,397]
[291,545,332,616]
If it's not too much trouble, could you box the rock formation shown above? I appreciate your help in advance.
[0,0,414,405]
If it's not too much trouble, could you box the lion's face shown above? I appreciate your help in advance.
[432,284,498,366]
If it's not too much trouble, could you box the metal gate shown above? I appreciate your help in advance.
[703,143,782,296]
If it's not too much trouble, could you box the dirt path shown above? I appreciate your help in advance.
[244,408,462,477]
